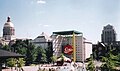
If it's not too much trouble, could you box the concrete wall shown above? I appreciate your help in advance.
[84,42,92,59]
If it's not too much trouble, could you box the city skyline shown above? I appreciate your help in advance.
[0,0,120,43]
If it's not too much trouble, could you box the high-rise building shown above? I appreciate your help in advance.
[52,30,92,62]
[101,24,116,44]
[93,24,118,60]
[3,16,15,40]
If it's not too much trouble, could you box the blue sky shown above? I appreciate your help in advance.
[0,0,120,43]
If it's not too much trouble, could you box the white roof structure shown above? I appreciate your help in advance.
[4,16,14,28]
[41,32,52,41]
[34,32,52,42]
[57,55,71,62]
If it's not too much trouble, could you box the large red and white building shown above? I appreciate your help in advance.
[52,31,92,62]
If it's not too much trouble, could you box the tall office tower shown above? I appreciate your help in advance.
[3,16,15,40]
[101,24,116,43]
[52,30,92,62]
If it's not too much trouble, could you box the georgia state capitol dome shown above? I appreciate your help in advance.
[0,16,16,46]
[3,16,15,40]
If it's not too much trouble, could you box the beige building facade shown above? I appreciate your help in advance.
[52,34,92,62]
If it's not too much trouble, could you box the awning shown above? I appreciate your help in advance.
[0,49,24,58]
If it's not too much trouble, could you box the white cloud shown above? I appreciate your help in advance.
[37,0,46,4]
[38,24,50,27]
[43,25,49,27]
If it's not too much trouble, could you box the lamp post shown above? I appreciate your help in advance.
[0,60,2,71]
[72,32,76,62]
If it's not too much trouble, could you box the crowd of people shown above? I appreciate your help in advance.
[37,62,83,71]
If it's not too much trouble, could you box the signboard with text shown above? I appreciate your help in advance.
[64,45,73,55]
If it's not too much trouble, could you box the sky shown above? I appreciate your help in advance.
[0,0,120,43]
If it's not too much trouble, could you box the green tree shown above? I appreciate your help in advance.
[6,58,17,71]
[45,43,53,63]
[86,55,95,71]
[24,40,36,65]
[2,45,10,51]
[11,40,27,55]
[11,39,38,65]
[6,58,25,71]
[50,55,57,65]
[17,58,25,71]
[101,50,119,71]
[117,53,120,65]
[36,46,47,64]
[17,58,25,67]
[7,58,16,67]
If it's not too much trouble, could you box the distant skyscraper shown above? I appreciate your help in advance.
[101,24,116,43]
[3,16,15,40]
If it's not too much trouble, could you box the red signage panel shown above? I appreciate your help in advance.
[64,45,73,55]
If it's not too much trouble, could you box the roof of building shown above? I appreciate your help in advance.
[34,32,52,42]
[41,32,51,40]
[0,49,24,58]
[53,30,82,35]
[4,16,14,27]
